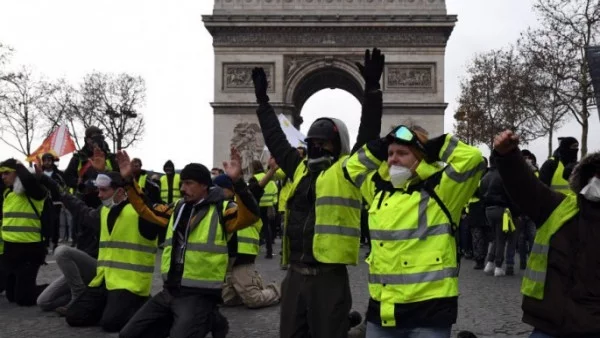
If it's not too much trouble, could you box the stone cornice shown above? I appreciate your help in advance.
[203,14,457,25]
[205,25,454,47]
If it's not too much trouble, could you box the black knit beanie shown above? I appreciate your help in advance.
[180,163,212,186]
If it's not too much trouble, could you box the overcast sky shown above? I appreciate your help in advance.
[0,0,598,171]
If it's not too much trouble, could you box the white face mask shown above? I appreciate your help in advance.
[389,165,413,188]
[12,176,25,194]
[43,170,53,177]
[580,176,600,202]
[101,189,124,208]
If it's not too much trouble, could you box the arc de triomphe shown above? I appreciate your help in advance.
[203,0,456,173]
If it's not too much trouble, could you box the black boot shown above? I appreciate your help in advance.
[211,308,229,338]
[473,260,484,270]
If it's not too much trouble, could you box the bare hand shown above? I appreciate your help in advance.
[116,150,132,179]
[223,146,243,182]
[493,130,520,155]
[91,145,107,172]
[268,156,279,171]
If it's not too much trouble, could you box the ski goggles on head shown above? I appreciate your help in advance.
[387,125,428,155]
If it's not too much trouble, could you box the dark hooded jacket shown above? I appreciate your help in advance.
[255,90,382,265]
[479,154,517,211]
[539,137,578,187]
[496,148,600,337]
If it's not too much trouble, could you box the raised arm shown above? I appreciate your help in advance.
[493,130,564,227]
[352,48,384,153]
[252,68,302,180]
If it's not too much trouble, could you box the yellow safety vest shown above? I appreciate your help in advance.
[502,208,516,233]
[2,189,45,243]
[237,213,261,256]
[0,220,4,255]
[254,173,278,207]
[88,204,158,296]
[282,156,363,265]
[522,195,578,300]
[161,201,229,289]
[275,168,293,213]
[160,174,181,203]
[77,159,113,172]
[345,135,484,327]
[138,174,147,190]
[550,159,574,196]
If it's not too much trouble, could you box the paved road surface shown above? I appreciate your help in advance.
[0,243,532,338]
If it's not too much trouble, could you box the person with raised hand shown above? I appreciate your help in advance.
[252,48,385,338]
[493,130,600,338]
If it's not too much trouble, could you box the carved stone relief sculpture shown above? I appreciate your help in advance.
[223,63,274,91]
[385,63,435,91]
[230,122,266,177]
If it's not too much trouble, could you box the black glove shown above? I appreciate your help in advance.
[251,67,270,104]
[356,48,385,91]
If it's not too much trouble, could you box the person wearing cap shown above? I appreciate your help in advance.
[40,152,67,251]
[219,164,281,309]
[494,130,600,338]
[251,48,384,338]
[64,126,119,202]
[42,170,161,332]
[539,137,579,195]
[0,158,50,306]
[117,148,260,338]
[344,125,484,337]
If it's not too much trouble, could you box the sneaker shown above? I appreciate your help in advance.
[506,266,514,276]
[484,262,495,275]
[473,260,484,270]
[494,267,506,277]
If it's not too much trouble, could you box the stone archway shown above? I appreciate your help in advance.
[203,0,456,172]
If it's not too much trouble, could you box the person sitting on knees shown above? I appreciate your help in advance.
[48,170,161,333]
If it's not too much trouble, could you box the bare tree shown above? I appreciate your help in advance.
[521,30,573,157]
[455,48,545,149]
[80,72,146,151]
[532,0,600,156]
[0,67,57,157]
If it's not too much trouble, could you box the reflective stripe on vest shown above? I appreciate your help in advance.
[282,156,362,265]
[521,195,579,300]
[550,159,574,195]
[254,173,278,207]
[161,202,228,289]
[88,204,157,296]
[160,174,181,203]
[2,191,44,243]
[237,215,262,256]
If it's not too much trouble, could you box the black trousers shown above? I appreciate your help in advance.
[260,207,273,256]
[0,255,5,293]
[280,265,352,338]
[51,204,62,247]
[3,257,43,306]
[65,286,147,333]
[119,289,223,338]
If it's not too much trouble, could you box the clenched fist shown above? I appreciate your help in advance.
[493,130,520,155]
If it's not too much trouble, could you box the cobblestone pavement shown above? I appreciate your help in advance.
[0,243,532,338]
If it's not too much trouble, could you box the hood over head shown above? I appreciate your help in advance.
[558,137,579,164]
[163,160,174,171]
[329,118,351,156]
[569,151,600,193]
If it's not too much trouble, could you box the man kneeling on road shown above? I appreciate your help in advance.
[44,170,162,332]
[118,148,260,338]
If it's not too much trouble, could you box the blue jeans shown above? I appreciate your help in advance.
[366,322,451,338]
[529,329,557,338]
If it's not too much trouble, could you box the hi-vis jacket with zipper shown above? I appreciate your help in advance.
[344,134,485,328]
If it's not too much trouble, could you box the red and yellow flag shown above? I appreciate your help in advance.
[26,124,77,163]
